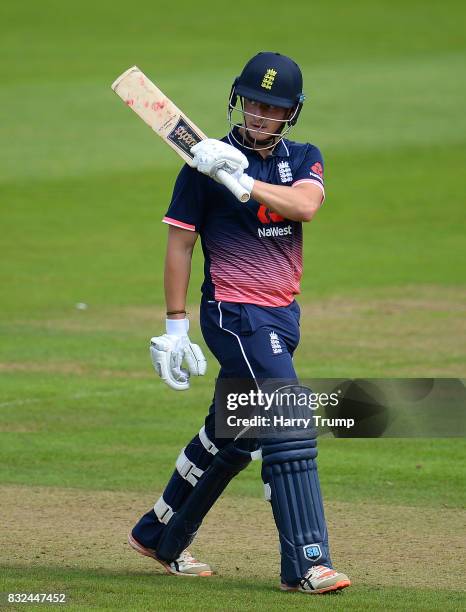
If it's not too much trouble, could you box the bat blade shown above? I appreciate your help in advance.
[111,66,249,202]
[111,66,206,165]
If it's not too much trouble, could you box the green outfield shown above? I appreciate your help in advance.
[1,0,465,610]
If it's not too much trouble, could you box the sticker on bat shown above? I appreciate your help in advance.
[167,118,203,158]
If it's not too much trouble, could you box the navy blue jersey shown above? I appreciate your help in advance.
[163,128,325,307]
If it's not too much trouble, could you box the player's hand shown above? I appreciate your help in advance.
[191,139,248,181]
[149,319,207,391]
[231,167,255,195]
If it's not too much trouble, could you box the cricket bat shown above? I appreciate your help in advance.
[111,66,250,203]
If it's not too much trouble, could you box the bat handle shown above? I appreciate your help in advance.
[216,169,250,203]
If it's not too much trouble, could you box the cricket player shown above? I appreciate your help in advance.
[129,52,351,595]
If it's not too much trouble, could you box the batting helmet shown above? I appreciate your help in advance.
[230,52,305,125]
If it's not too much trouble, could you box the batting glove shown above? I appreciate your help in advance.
[150,319,207,391]
[191,139,248,181]
[231,167,255,195]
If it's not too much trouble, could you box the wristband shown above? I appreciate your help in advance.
[166,318,189,336]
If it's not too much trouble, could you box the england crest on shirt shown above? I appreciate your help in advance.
[277,160,293,183]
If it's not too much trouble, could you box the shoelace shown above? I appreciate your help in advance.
[306,565,334,579]
[177,550,197,563]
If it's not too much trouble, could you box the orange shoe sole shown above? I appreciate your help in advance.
[281,579,351,594]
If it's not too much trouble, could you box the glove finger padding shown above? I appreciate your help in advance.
[150,335,190,391]
[191,138,248,163]
[191,139,248,180]
[197,157,246,182]
[170,346,191,382]
[183,342,207,376]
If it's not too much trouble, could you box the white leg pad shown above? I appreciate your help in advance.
[199,426,219,455]
[176,447,204,487]
[154,496,175,524]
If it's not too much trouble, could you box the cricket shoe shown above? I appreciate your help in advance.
[281,565,351,595]
[128,533,212,577]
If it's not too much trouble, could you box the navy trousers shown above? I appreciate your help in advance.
[132,297,331,583]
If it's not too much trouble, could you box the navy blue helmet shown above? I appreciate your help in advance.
[230,52,305,125]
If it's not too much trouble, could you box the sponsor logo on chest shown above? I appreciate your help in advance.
[258,225,292,238]
[255,203,293,238]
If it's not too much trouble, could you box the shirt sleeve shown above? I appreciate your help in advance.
[291,144,325,201]
[162,164,207,232]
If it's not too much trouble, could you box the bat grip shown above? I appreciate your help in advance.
[216,169,250,203]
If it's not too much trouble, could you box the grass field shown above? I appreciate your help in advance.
[1,1,465,610]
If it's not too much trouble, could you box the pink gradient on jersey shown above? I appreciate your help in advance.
[162,216,196,231]
[207,227,303,307]
[292,179,325,201]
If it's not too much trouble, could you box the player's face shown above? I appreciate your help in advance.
[242,98,290,142]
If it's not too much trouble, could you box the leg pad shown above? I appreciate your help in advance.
[261,434,331,586]
[156,441,252,561]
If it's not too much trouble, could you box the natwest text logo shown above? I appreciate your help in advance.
[258,225,292,238]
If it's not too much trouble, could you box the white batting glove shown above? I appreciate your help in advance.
[150,319,207,391]
[191,139,248,181]
[231,167,255,195]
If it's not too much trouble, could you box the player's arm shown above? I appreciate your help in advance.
[164,225,198,318]
[249,180,323,222]
[150,225,205,391]
[190,140,324,221]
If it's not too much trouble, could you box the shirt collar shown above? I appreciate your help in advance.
[228,127,290,159]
